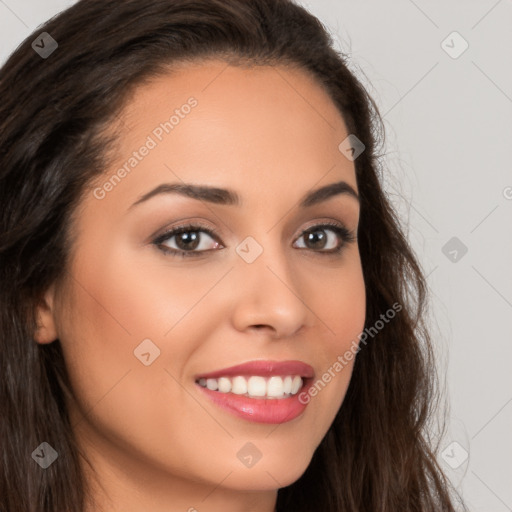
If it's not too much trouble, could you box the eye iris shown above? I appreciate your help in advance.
[176,231,200,250]
[305,229,327,249]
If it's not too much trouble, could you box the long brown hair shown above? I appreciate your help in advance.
[0,1,464,510]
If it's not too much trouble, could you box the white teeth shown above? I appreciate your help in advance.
[197,375,305,399]
[206,378,218,391]
[283,376,292,394]
[247,376,266,397]
[231,376,248,395]
[267,376,284,397]
[291,375,302,394]
[217,377,231,393]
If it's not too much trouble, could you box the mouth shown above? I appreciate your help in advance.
[196,374,306,399]
[194,360,315,424]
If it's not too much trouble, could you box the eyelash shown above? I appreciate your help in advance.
[152,221,356,259]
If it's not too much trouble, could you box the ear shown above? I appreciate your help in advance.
[33,283,58,344]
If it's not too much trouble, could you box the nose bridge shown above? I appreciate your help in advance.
[236,231,295,289]
[230,231,310,337]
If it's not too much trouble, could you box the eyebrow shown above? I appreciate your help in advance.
[129,180,359,210]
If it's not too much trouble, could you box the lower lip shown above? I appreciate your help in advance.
[196,380,312,424]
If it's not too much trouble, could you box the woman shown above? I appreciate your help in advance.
[0,0,465,511]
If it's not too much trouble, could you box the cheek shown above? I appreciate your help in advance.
[56,254,227,480]
[312,252,366,354]
[299,255,366,439]
[60,240,216,350]
[331,266,366,355]
[54,247,176,421]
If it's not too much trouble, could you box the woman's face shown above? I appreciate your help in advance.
[37,60,365,508]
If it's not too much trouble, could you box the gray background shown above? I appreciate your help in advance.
[1,0,511,510]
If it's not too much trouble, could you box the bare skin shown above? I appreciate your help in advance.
[34,60,366,512]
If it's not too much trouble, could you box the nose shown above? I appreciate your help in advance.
[229,240,312,339]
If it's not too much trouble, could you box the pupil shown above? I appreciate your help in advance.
[307,230,325,249]
[177,231,199,250]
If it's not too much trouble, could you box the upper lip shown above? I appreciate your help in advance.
[195,360,315,380]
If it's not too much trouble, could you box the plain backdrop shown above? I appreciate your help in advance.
[1,1,511,510]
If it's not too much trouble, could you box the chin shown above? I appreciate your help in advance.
[220,449,314,491]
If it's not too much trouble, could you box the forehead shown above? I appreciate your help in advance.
[92,59,357,210]
[121,58,345,129]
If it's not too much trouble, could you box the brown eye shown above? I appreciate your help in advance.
[293,224,355,253]
[153,224,222,257]
[302,228,331,250]
[153,222,355,259]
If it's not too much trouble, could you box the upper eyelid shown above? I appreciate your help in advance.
[153,222,221,244]
[153,220,353,247]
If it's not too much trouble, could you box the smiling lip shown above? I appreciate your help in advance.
[194,360,315,424]
[194,360,315,380]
